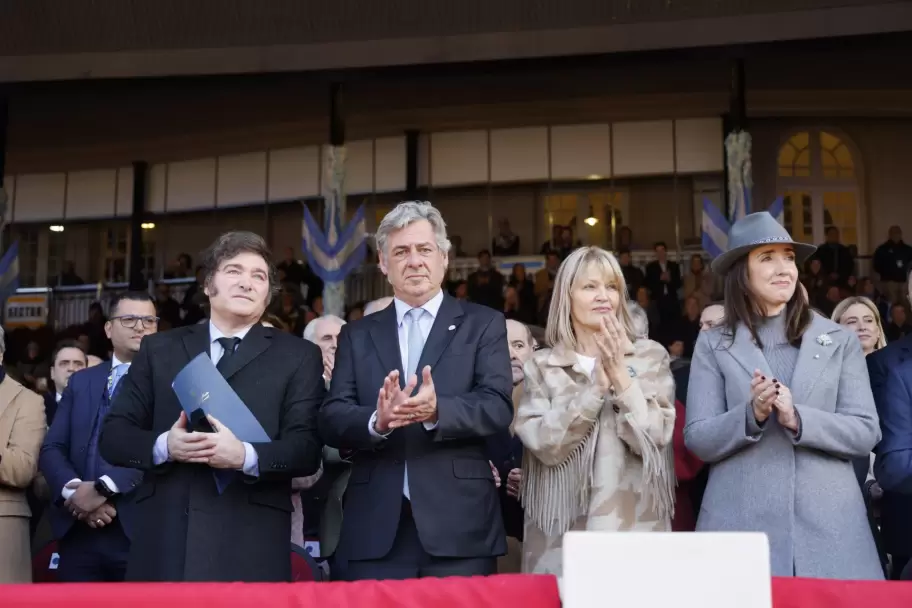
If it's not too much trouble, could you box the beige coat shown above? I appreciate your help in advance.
[514,338,675,576]
[0,376,46,583]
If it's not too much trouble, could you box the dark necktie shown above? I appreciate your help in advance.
[216,337,241,375]
[212,336,241,494]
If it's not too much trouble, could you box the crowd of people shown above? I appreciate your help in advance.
[1,200,911,586]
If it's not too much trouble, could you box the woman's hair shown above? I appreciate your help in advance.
[831,296,887,351]
[545,246,637,349]
[722,252,812,348]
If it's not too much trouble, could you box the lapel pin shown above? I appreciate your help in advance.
[814,354,820,359]
[448,325,456,331]
[816,334,833,347]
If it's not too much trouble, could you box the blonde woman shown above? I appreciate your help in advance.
[514,246,675,576]
[831,296,889,576]
[832,296,887,355]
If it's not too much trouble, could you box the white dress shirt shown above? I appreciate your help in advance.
[151,321,260,477]
[368,289,443,499]
[61,355,128,500]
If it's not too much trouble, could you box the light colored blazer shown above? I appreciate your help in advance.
[0,375,46,583]
[685,312,883,580]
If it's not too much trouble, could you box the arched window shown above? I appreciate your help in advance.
[777,129,863,255]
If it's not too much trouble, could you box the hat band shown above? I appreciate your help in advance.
[739,235,792,246]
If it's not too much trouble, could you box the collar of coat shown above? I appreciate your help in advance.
[546,339,636,368]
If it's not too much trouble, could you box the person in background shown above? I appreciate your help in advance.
[99,231,325,582]
[802,257,829,308]
[508,263,538,324]
[873,225,912,307]
[515,246,675,576]
[0,325,46,583]
[644,241,682,324]
[617,249,644,297]
[155,283,183,329]
[45,340,88,427]
[686,211,882,579]
[683,254,714,311]
[699,302,725,331]
[319,201,512,580]
[885,303,912,342]
[813,226,855,287]
[489,318,534,573]
[534,252,561,325]
[303,315,346,387]
[17,341,46,392]
[467,250,506,310]
[492,218,520,257]
[831,295,890,576]
[858,277,892,323]
[627,302,650,340]
[86,355,104,368]
[635,285,661,341]
[39,293,155,582]
[869,267,912,579]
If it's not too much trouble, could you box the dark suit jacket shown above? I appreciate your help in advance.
[869,336,912,558]
[318,294,513,562]
[98,323,324,582]
[644,260,682,301]
[39,363,143,542]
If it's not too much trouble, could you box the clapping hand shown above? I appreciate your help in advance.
[391,366,438,428]
[595,315,632,393]
[373,370,419,433]
[750,370,776,423]
[772,382,799,433]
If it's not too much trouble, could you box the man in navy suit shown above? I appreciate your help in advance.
[45,340,89,426]
[39,292,157,582]
[319,201,513,580]
[869,269,912,579]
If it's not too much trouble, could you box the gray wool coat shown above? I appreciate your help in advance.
[684,313,884,580]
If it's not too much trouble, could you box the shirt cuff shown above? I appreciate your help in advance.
[61,478,81,500]
[423,421,438,431]
[368,411,392,440]
[241,442,259,477]
[99,475,120,494]
[152,432,170,465]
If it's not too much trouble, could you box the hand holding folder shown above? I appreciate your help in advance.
[172,353,271,493]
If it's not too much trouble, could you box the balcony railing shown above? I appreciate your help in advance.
[10,250,708,331]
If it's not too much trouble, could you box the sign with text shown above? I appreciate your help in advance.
[4,293,50,328]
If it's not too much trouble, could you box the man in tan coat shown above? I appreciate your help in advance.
[0,326,47,583]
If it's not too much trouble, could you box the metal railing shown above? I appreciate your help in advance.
[15,250,706,329]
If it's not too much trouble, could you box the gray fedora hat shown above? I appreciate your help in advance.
[710,211,816,274]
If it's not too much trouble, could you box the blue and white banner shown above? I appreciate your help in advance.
[768,196,785,225]
[300,204,367,284]
[0,241,20,301]
[701,199,729,260]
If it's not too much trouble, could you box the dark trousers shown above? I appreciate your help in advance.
[57,519,130,583]
[342,500,496,581]
[892,555,911,581]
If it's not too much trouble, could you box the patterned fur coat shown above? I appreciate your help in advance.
[514,338,676,575]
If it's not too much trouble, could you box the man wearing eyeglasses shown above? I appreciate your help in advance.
[39,292,157,582]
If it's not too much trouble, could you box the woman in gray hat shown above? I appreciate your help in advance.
[684,211,884,580]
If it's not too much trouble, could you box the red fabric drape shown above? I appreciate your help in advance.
[5,574,912,607]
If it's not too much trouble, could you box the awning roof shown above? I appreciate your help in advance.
[0,0,909,81]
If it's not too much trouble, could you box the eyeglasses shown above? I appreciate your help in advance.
[111,315,160,329]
